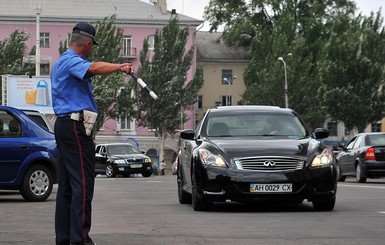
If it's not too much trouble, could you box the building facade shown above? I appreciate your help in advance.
[195,32,251,123]
[0,0,201,138]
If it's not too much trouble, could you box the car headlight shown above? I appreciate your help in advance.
[114,159,126,164]
[198,149,227,168]
[311,148,333,168]
[144,158,152,163]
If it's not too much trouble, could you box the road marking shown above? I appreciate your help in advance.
[338,184,385,189]
[378,211,385,214]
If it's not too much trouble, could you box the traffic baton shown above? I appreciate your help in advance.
[129,73,159,100]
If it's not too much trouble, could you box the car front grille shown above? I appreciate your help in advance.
[234,156,304,172]
[127,159,145,163]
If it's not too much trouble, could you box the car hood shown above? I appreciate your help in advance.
[205,137,319,158]
[109,154,148,160]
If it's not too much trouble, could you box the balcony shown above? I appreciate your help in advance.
[120,47,137,59]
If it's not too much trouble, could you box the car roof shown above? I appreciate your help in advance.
[208,105,294,114]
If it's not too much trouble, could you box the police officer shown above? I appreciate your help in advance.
[51,22,134,245]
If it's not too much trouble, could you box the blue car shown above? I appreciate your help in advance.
[0,106,58,201]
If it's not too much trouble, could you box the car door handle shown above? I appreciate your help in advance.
[20,144,29,149]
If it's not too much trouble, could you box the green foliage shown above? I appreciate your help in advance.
[132,17,204,136]
[89,15,130,136]
[205,0,385,132]
[58,40,67,55]
[0,29,30,75]
[318,11,385,131]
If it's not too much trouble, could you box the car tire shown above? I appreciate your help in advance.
[312,197,336,211]
[177,168,191,204]
[20,164,53,202]
[355,164,367,183]
[192,171,211,211]
[105,165,116,178]
[142,171,152,177]
[336,165,346,182]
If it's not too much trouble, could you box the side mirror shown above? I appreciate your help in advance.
[95,153,103,158]
[313,128,329,139]
[180,129,195,140]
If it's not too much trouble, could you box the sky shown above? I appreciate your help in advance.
[141,0,385,31]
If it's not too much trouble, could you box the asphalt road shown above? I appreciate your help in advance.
[1,175,385,245]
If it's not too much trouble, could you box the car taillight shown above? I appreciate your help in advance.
[365,148,376,160]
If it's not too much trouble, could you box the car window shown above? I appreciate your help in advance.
[204,113,306,138]
[353,136,364,148]
[367,134,385,146]
[346,137,357,149]
[107,145,140,155]
[27,114,50,131]
[0,111,21,137]
[95,145,101,154]
[100,146,107,155]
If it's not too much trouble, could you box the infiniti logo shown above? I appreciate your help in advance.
[263,161,276,167]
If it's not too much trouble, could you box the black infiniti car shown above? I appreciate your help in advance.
[336,132,385,183]
[95,143,153,177]
[177,106,337,211]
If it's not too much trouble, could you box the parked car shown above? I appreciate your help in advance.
[177,106,337,211]
[336,132,385,183]
[95,143,153,177]
[0,106,58,201]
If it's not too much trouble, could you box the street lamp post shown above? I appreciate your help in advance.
[33,0,45,77]
[278,56,289,108]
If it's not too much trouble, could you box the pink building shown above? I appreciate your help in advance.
[0,0,202,138]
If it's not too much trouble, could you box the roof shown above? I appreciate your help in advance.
[0,0,202,26]
[209,105,294,114]
[196,32,251,62]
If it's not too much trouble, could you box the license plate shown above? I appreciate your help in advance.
[250,183,292,193]
[130,164,142,168]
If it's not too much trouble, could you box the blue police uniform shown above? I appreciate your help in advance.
[51,48,97,245]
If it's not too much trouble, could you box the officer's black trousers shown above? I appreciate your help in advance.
[54,116,95,244]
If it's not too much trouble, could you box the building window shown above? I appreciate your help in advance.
[122,36,134,56]
[40,32,50,48]
[222,70,233,85]
[222,96,232,106]
[371,122,381,132]
[147,35,155,49]
[41,63,50,75]
[327,121,337,136]
[197,95,203,109]
[345,127,350,135]
[120,115,132,130]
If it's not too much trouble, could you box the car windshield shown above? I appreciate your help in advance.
[107,145,140,155]
[203,112,307,138]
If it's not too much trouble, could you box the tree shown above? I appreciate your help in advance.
[90,15,135,136]
[129,17,203,162]
[204,0,385,131]
[0,29,30,75]
[58,15,134,137]
[318,11,385,131]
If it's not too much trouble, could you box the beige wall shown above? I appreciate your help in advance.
[195,61,248,123]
